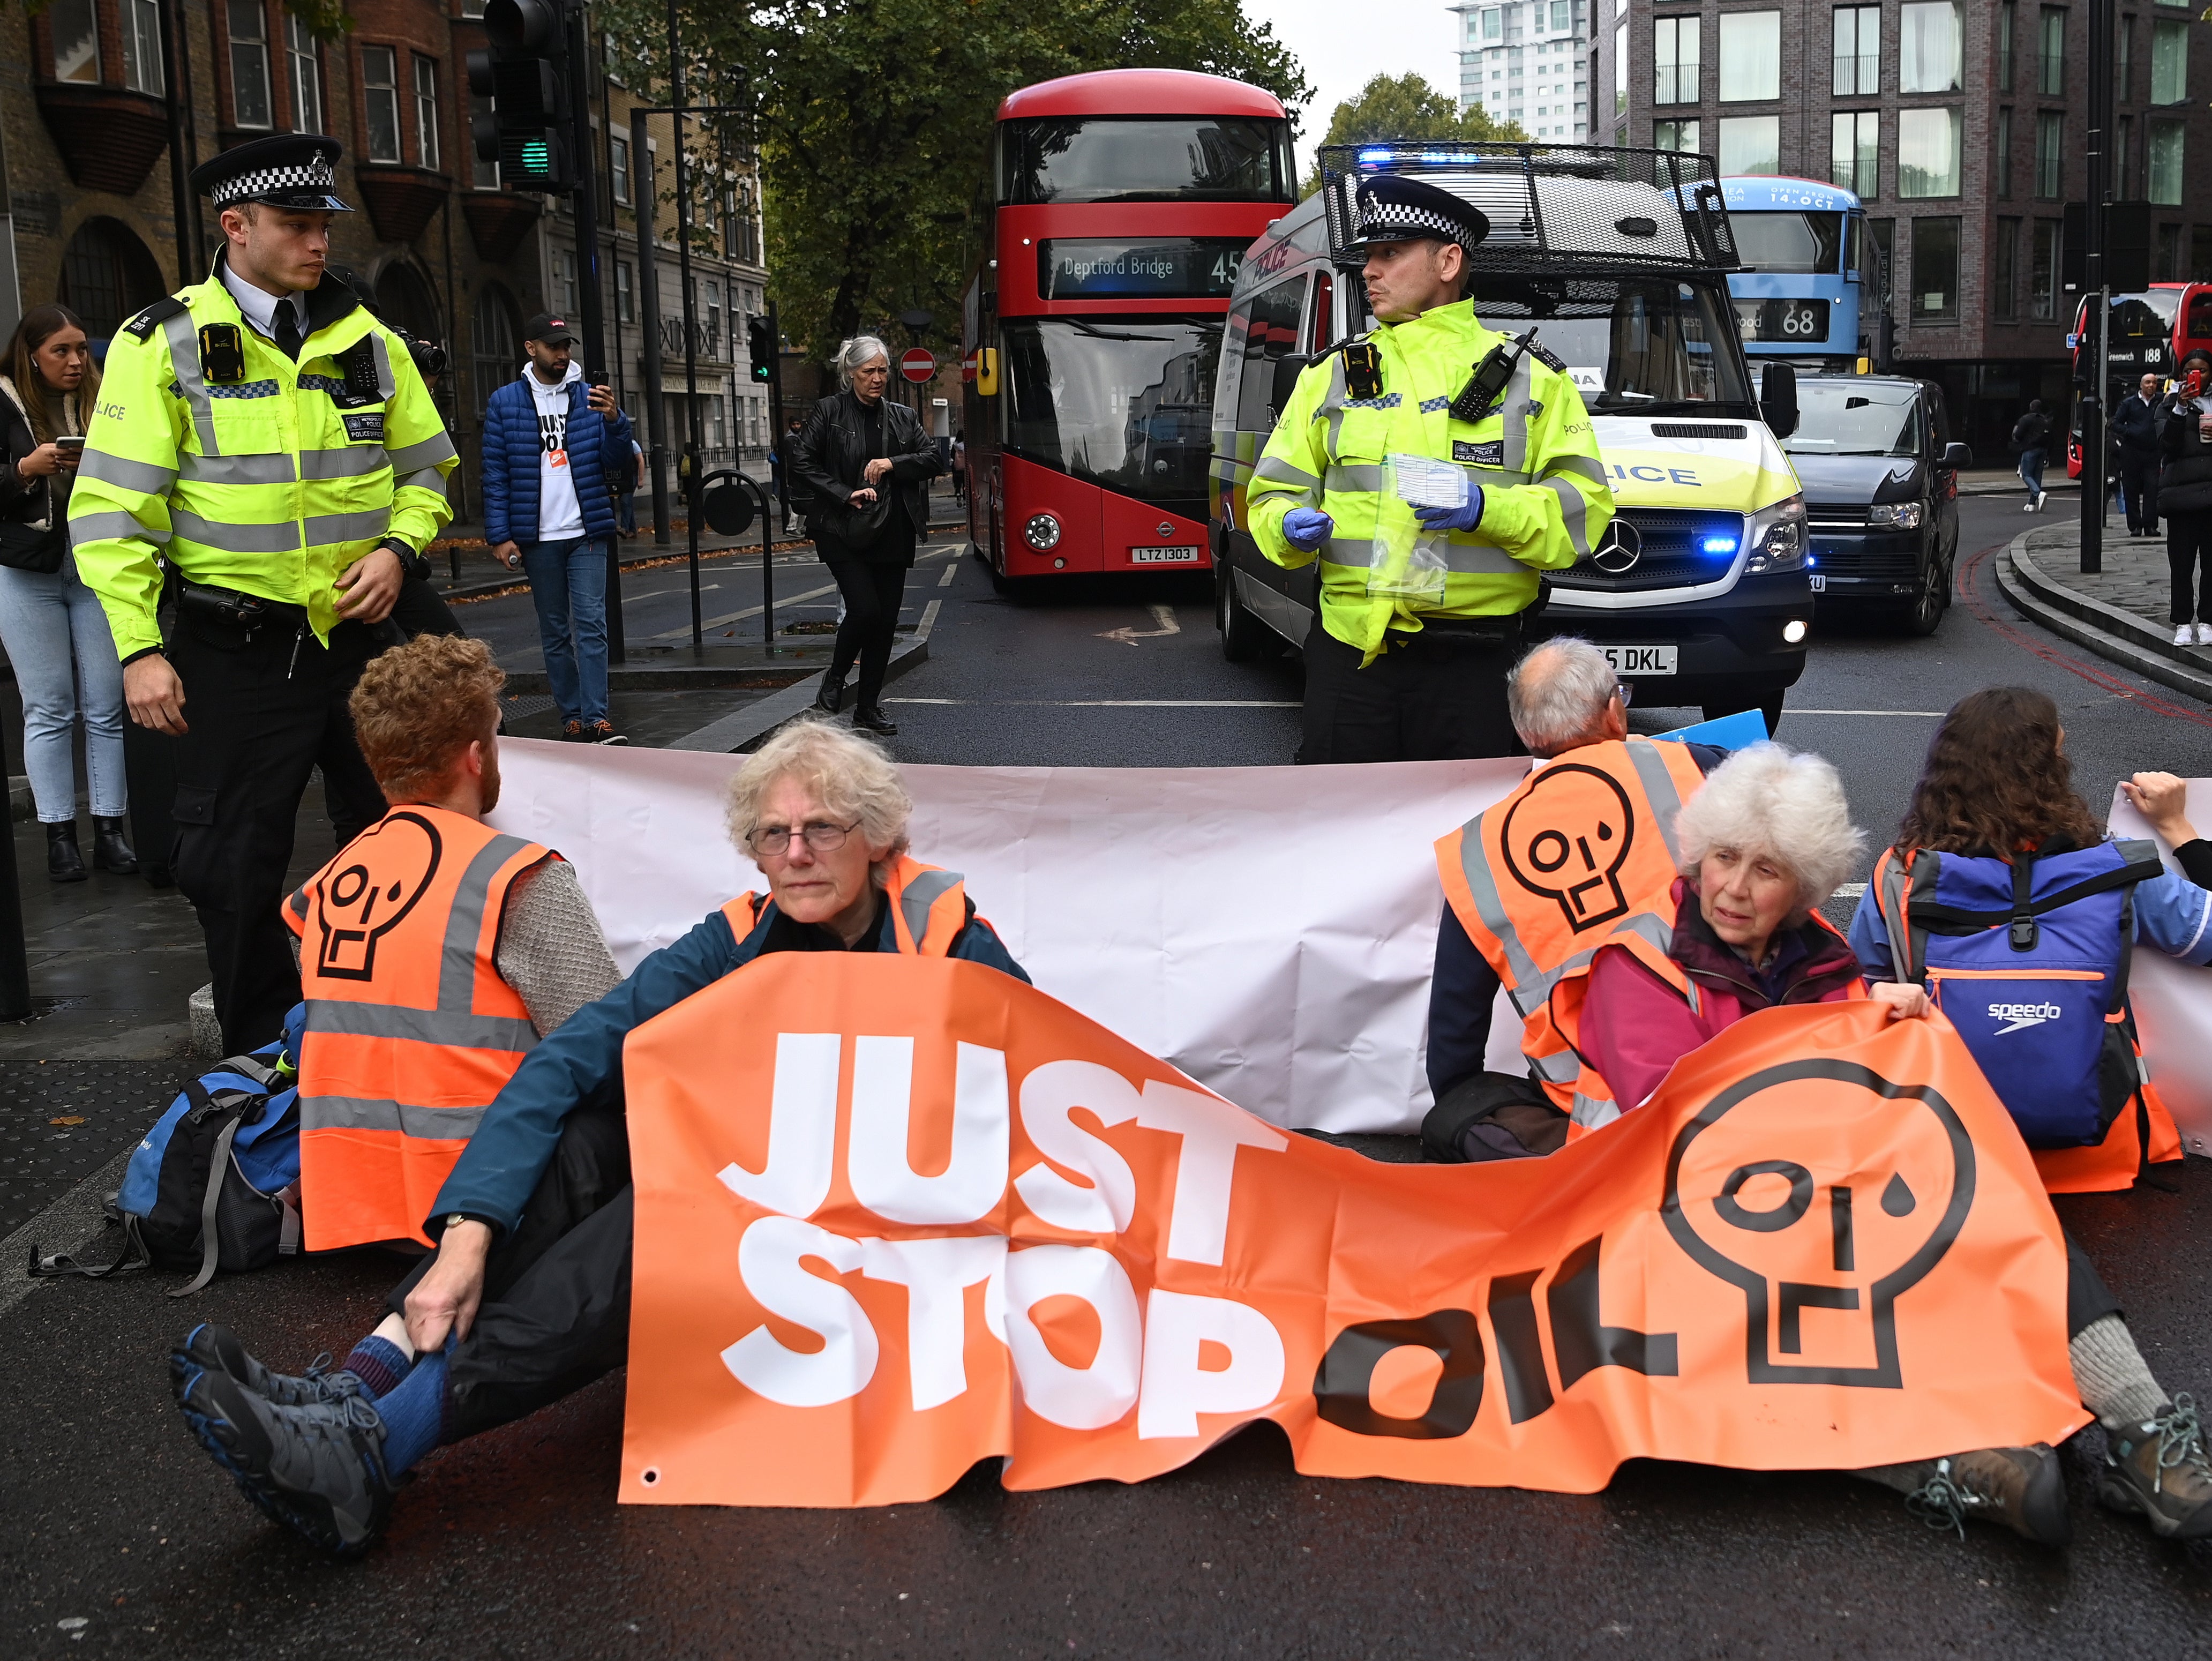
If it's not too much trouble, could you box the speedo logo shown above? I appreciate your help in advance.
[1988,1000,2063,1036]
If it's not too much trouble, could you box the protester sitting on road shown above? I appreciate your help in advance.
[0,303,133,881]
[280,635,620,1254]
[1581,741,2212,1547]
[1425,637,1728,1162]
[2158,348,2212,647]
[1846,691,2212,1544]
[172,715,1029,1555]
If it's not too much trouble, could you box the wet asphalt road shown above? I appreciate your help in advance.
[7,491,2212,1656]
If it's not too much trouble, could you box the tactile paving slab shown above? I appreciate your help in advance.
[0,1061,191,1238]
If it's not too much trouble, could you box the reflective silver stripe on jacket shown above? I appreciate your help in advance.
[298,1096,490,1140]
[70,509,169,549]
[182,452,296,487]
[77,450,178,495]
[304,1001,538,1052]
[897,868,962,950]
[170,510,299,553]
[1324,537,1526,577]
[439,833,543,1013]
[369,333,397,401]
[1500,357,1535,475]
[164,311,221,457]
[301,447,388,481]
[1570,1093,1619,1131]
[1623,737,1689,870]
[397,469,447,493]
[1529,1048,1581,1084]
[304,508,393,545]
[387,432,459,473]
[1323,462,1384,493]
[1536,473,1592,557]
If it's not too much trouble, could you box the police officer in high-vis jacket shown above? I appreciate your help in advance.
[1248,174,1613,763]
[70,134,459,1053]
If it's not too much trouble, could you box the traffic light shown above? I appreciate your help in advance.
[747,316,774,384]
[467,0,572,192]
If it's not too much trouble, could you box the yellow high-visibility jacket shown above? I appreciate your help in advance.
[69,257,458,659]
[1247,298,1612,665]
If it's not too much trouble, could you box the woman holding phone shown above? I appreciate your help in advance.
[2159,347,2212,649]
[0,304,132,880]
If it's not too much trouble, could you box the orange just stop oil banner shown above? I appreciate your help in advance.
[618,954,2089,1507]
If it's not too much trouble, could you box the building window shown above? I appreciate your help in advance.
[2153,19,2189,105]
[1997,107,2013,198]
[1833,6,1879,96]
[414,56,441,171]
[2117,115,2133,198]
[1898,108,1961,197]
[362,47,401,164]
[1899,3,1961,93]
[2120,14,2135,100]
[2031,219,2061,320]
[2150,118,2185,204]
[120,0,163,95]
[1718,11,1781,102]
[2159,222,2185,282]
[1653,117,1700,154]
[2035,110,2064,199]
[287,14,324,133]
[229,2,272,129]
[1718,115,1781,176]
[610,133,631,204]
[2195,227,2212,283]
[1910,218,1960,321]
[616,260,634,325]
[2038,6,2066,98]
[1614,20,1627,116]
[1831,111,1877,197]
[471,286,520,417]
[557,249,578,315]
[51,0,99,83]
[1993,217,2020,320]
[1654,15,1699,104]
[1484,6,1503,42]
[1999,0,2016,92]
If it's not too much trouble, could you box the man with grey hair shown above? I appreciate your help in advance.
[1422,637,1727,1161]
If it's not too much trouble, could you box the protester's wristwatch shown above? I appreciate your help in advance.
[378,537,432,581]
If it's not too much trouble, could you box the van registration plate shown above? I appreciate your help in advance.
[1603,645,1677,676]
[1130,546,1201,565]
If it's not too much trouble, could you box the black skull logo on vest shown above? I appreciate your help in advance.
[311,811,445,981]
[1501,763,1637,932]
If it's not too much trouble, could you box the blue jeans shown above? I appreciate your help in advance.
[520,537,610,726]
[2019,447,2048,496]
[617,489,638,534]
[0,549,126,822]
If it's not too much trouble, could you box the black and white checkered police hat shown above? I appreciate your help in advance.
[190,133,353,213]
[1349,174,1489,255]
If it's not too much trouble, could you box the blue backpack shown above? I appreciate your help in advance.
[1873,840,2164,1149]
[32,1006,305,1295]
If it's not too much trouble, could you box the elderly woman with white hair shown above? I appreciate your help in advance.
[171,717,1023,1557]
[790,334,944,734]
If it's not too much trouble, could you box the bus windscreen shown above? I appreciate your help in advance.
[1730,211,1844,274]
[1000,317,1223,512]
[1039,238,1248,300]
[1000,117,1292,204]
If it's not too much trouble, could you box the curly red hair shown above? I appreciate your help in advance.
[349,636,504,802]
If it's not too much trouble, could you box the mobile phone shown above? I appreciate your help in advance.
[588,371,610,388]
[56,436,85,451]
[2188,370,2205,400]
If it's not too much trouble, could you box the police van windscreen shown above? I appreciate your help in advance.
[1729,211,1844,274]
[1000,317,1224,515]
[999,118,1294,204]
[1782,381,1922,456]
[1463,277,1758,418]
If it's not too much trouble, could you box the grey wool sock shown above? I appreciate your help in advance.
[2070,1314,2169,1430]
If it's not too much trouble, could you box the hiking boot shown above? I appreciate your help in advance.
[175,1364,394,1557]
[2098,1394,2212,1540]
[1900,1445,2072,1547]
[585,720,628,746]
[170,1322,366,1409]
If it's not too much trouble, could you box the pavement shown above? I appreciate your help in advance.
[8,488,2212,1653]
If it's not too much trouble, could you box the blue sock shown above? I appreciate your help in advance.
[373,1350,452,1476]
[341,1336,409,1400]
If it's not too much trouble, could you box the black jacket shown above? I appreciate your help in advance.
[2111,393,2163,461]
[2160,396,2212,514]
[791,388,941,558]
[0,378,70,529]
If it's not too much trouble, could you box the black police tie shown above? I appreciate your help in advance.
[273,300,302,363]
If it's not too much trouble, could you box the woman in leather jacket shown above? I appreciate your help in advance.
[791,335,942,734]
[2159,347,2212,646]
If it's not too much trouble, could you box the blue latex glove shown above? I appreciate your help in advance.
[1414,485,1486,535]
[1281,507,1334,550]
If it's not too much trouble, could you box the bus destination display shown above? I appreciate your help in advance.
[1733,298,1829,343]
[1039,238,1248,300]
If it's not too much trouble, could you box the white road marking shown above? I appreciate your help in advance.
[1779,709,1947,716]
[623,583,721,602]
[886,698,1300,708]
[1098,604,1180,645]
[938,562,958,587]
[649,581,842,639]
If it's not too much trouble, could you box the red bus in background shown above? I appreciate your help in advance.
[2065,282,2212,477]
[962,70,1295,586]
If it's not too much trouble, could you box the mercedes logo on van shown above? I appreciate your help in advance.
[1592,519,1643,573]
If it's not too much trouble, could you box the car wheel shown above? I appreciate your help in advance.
[1898,551,1946,637]
[1217,566,1272,661]
[1701,691,1786,736]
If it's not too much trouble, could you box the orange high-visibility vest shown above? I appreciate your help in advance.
[283,806,553,1251]
[1435,736,1711,1137]
[721,854,971,956]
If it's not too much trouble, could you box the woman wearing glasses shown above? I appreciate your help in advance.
[171,717,1026,1556]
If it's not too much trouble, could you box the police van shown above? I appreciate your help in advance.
[1211,144,1812,730]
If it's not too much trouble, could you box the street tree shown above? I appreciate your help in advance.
[1302,73,1528,194]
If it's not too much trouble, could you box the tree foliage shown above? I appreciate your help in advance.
[1302,73,1527,193]
[598,0,1310,357]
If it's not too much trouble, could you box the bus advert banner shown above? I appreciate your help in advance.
[619,955,2086,1508]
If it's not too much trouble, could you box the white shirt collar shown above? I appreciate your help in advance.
[220,263,305,343]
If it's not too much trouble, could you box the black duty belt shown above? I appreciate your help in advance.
[1389,613,1524,651]
[170,573,308,638]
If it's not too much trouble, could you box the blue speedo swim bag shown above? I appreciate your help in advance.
[1873,840,2165,1148]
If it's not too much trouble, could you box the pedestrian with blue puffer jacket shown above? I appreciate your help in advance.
[481,311,625,745]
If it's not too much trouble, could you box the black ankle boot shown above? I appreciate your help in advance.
[92,816,137,875]
[46,821,86,882]
[852,705,898,736]
[814,671,848,715]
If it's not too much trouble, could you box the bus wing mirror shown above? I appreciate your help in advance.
[1760,362,1799,440]
[1270,353,1311,422]
[975,347,999,397]
[1941,442,1974,471]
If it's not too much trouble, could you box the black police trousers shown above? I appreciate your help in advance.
[386,1103,633,1442]
[168,613,388,1053]
[1299,612,1523,764]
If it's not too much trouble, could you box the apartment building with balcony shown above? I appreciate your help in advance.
[1455,0,1594,140]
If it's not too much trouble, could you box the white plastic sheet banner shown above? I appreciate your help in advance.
[2108,782,2212,1157]
[489,739,1531,1132]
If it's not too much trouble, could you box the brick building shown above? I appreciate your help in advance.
[0,0,769,514]
[1593,0,2212,454]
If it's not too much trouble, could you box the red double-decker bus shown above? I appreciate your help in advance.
[962,69,1294,586]
[2065,282,2212,476]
